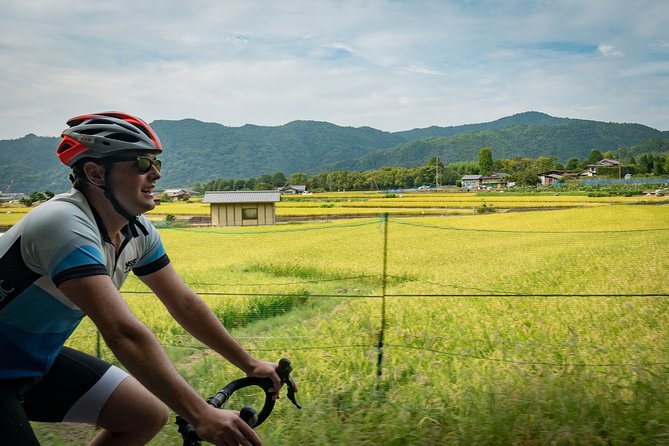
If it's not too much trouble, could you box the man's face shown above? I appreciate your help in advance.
[106,153,161,216]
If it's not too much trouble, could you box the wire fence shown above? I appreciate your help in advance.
[67,209,669,382]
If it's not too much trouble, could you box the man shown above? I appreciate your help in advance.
[0,112,280,445]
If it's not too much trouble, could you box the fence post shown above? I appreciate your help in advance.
[376,213,389,386]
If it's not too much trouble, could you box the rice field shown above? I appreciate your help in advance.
[32,202,669,445]
[144,191,668,220]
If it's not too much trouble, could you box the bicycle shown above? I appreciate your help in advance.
[176,358,301,446]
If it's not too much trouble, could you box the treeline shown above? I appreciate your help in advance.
[193,147,669,193]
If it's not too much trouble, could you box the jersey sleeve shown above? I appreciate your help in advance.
[21,201,108,286]
[131,215,170,276]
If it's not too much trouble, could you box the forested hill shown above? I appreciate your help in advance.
[329,119,666,171]
[0,112,666,192]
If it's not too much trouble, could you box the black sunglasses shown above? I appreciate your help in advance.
[110,156,161,173]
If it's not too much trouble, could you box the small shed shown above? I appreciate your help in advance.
[203,191,281,226]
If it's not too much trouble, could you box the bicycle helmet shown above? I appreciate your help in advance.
[57,112,162,166]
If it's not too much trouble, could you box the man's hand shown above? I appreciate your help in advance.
[195,406,262,446]
[246,360,285,399]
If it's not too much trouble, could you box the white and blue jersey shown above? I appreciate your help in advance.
[0,189,169,379]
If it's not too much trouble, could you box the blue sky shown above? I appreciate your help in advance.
[1,0,668,139]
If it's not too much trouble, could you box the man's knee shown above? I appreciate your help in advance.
[97,376,168,437]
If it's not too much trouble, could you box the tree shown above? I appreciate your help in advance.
[478,147,493,175]
[652,156,665,175]
[290,172,308,185]
[513,170,540,186]
[565,157,580,171]
[232,179,246,190]
[586,149,604,165]
[256,174,274,190]
[534,156,562,173]
[272,172,287,187]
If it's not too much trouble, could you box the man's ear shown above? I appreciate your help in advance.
[82,161,106,187]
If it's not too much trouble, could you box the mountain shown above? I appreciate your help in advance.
[0,112,666,193]
[150,119,406,187]
[0,134,64,193]
[331,114,666,171]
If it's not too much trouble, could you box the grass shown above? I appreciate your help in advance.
[30,203,669,445]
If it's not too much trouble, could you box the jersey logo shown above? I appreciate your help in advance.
[0,279,15,302]
[124,258,138,273]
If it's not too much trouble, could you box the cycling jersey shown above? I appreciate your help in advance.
[0,189,169,379]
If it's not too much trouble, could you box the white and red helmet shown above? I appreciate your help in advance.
[57,112,162,166]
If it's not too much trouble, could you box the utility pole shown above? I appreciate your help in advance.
[435,156,442,187]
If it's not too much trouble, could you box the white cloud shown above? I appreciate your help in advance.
[1,0,668,138]
[598,44,624,57]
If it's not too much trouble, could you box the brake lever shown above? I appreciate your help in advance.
[276,358,302,409]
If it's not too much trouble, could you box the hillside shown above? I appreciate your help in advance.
[333,118,665,171]
[0,112,666,192]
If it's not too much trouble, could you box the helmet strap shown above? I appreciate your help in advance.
[101,163,149,237]
[77,161,148,237]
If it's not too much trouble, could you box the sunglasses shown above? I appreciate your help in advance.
[111,156,162,173]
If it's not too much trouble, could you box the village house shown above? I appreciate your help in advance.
[0,192,27,202]
[584,158,623,177]
[278,185,307,195]
[460,172,510,190]
[203,190,281,226]
[161,189,193,201]
[537,170,584,186]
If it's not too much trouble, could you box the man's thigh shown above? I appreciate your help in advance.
[0,378,41,445]
[22,346,128,424]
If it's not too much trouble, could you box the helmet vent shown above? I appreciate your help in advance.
[107,132,140,143]
[79,128,104,135]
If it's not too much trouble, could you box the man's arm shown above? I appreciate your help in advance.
[138,263,281,390]
[59,274,262,445]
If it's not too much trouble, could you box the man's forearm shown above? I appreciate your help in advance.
[101,318,209,425]
[168,293,257,373]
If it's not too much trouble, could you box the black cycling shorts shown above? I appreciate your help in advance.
[0,346,129,445]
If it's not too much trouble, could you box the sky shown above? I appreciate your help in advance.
[1,0,668,140]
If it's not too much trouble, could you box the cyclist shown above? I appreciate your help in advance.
[0,112,281,446]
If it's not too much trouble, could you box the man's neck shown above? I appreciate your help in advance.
[82,186,128,242]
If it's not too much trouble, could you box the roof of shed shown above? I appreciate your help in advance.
[203,191,281,204]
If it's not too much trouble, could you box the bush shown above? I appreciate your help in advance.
[475,203,496,214]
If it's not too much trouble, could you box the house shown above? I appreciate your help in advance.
[461,175,483,190]
[538,171,564,186]
[481,172,510,188]
[162,189,192,201]
[538,170,583,186]
[461,172,510,190]
[585,158,623,177]
[203,190,281,226]
[0,192,26,202]
[279,185,307,195]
